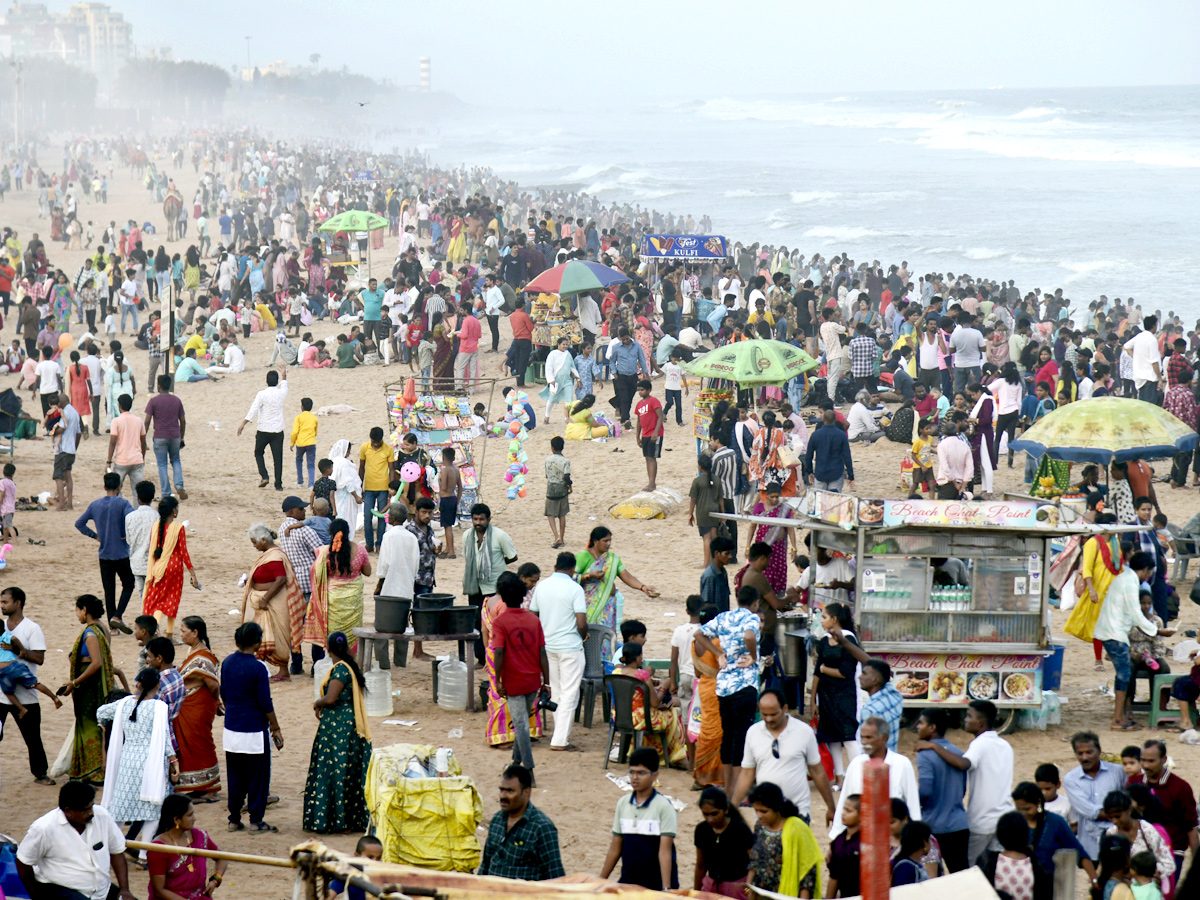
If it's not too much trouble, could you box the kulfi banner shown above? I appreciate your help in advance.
[639,234,727,259]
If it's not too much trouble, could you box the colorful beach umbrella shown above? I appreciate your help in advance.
[522,260,630,296]
[1009,397,1198,464]
[682,339,818,385]
[317,210,389,233]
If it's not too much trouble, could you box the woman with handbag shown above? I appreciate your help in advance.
[749,411,798,499]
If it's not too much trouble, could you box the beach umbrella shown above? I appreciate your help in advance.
[317,210,389,233]
[522,260,630,296]
[1009,397,1199,464]
[682,339,818,386]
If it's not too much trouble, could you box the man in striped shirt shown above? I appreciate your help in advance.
[709,432,739,562]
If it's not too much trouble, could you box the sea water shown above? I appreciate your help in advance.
[403,85,1200,319]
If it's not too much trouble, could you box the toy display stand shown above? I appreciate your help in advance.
[693,386,734,452]
[385,376,499,520]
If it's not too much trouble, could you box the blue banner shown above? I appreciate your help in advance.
[342,169,381,183]
[639,234,727,259]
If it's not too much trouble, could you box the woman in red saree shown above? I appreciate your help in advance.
[173,616,221,799]
[141,497,200,640]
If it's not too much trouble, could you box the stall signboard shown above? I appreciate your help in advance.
[881,498,1051,529]
[640,234,727,260]
[342,169,381,183]
[882,651,1044,706]
[801,490,859,529]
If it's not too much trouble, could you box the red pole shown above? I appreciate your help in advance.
[861,758,891,900]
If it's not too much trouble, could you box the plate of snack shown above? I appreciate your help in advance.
[1003,673,1035,701]
[895,674,930,699]
[930,670,966,701]
[968,673,999,700]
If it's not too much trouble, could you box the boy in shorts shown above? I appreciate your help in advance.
[310,458,337,518]
[634,379,664,492]
[437,447,461,560]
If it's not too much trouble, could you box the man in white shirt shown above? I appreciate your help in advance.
[733,689,835,825]
[1123,315,1164,404]
[915,699,1015,863]
[17,781,137,900]
[82,343,103,436]
[206,338,245,375]
[847,392,884,443]
[125,481,158,600]
[483,274,506,354]
[0,586,53,783]
[34,346,63,416]
[718,269,743,310]
[798,546,855,608]
[577,292,602,347]
[118,267,139,334]
[529,552,587,750]
[236,363,289,490]
[828,716,921,840]
[373,503,421,669]
[1093,551,1158,731]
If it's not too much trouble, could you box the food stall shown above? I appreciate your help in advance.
[797,491,1119,729]
[638,233,727,321]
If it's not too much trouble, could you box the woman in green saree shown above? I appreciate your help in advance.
[60,594,115,783]
[575,526,658,630]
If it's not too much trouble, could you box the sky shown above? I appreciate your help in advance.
[119,0,1200,105]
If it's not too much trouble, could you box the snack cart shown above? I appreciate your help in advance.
[796,491,1111,731]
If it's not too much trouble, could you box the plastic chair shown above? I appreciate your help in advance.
[1168,523,1200,583]
[575,623,615,728]
[602,674,667,769]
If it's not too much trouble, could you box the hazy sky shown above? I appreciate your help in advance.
[120,0,1200,104]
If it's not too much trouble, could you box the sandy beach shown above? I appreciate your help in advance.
[0,157,1197,900]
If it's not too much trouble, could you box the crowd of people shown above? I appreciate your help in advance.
[3,128,1200,900]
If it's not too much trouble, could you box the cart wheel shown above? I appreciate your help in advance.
[996,708,1019,735]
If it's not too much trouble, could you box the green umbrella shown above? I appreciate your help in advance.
[317,210,389,233]
[682,339,818,385]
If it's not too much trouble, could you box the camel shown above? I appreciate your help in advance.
[163,189,184,240]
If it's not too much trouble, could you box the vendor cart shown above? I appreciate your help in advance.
[721,490,1134,732]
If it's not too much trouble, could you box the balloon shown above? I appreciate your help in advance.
[57,332,73,350]
[399,461,422,483]
[402,377,417,407]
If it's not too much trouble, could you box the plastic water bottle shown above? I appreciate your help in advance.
[365,667,394,717]
[312,657,333,701]
[437,658,468,711]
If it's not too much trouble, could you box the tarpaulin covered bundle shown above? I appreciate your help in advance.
[364,744,482,872]
[609,487,684,520]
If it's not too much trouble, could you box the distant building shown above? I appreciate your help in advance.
[241,59,293,82]
[0,1,131,78]
[419,56,430,91]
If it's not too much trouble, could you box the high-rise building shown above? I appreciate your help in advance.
[0,2,131,77]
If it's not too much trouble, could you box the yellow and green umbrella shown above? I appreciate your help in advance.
[1010,397,1198,464]
[682,339,817,385]
[317,210,389,233]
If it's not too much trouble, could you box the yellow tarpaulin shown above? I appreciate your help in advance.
[364,744,482,872]
[609,487,684,520]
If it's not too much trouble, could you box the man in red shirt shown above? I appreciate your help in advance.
[491,572,550,781]
[0,254,14,317]
[1129,739,1198,876]
[634,379,664,492]
[454,311,482,393]
[508,298,535,387]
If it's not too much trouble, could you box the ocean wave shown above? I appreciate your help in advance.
[804,226,886,242]
[963,247,1009,260]
[933,99,979,110]
[1010,106,1066,119]
[790,190,839,204]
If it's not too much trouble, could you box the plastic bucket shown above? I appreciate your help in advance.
[1042,640,1067,691]
[414,592,455,609]
[374,596,411,634]
[444,605,480,634]
[410,608,446,635]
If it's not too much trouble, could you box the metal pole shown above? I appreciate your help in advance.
[860,759,890,900]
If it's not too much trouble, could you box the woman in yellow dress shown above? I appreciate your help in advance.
[1064,512,1123,671]
[565,394,609,440]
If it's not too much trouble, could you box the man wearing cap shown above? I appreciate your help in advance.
[279,495,325,675]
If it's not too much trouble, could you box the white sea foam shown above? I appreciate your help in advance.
[790,190,839,204]
[964,247,1009,260]
[1010,107,1066,119]
[804,226,886,242]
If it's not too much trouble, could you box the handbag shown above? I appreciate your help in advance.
[776,444,800,469]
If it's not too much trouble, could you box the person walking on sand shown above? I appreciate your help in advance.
[544,436,572,549]
[76,472,135,635]
[237,364,288,491]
